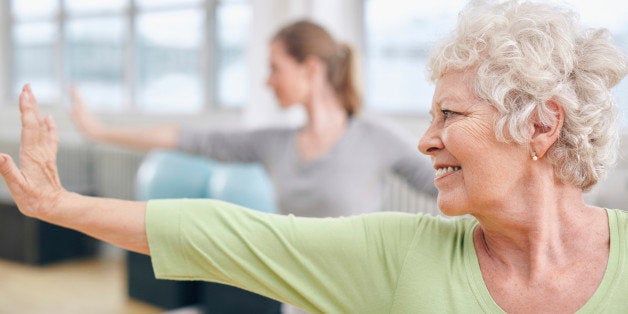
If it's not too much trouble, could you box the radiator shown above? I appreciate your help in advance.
[91,144,145,200]
[382,174,440,215]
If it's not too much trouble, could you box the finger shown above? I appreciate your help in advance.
[45,115,59,156]
[24,84,38,103]
[0,154,26,190]
[39,114,48,130]
[45,115,58,138]
[20,84,43,123]
[19,85,43,146]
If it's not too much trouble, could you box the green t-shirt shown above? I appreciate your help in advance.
[146,199,627,313]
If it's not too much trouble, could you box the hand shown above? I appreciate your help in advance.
[70,87,107,140]
[0,85,67,219]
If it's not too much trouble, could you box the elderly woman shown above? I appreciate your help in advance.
[1,0,627,313]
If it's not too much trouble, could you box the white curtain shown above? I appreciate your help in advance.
[242,0,363,128]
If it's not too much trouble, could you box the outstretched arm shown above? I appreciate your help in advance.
[70,87,179,151]
[0,85,150,254]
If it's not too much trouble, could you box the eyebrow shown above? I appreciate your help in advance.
[429,99,446,116]
[427,107,440,119]
[434,91,471,111]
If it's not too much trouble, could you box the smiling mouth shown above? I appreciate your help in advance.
[435,166,461,177]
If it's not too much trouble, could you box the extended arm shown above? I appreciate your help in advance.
[0,85,149,254]
[70,88,179,151]
[0,86,414,312]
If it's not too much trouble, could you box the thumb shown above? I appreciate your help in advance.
[0,154,25,189]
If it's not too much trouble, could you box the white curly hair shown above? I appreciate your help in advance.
[428,0,628,191]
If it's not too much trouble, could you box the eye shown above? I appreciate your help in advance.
[441,109,457,120]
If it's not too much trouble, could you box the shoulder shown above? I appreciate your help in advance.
[361,213,478,276]
[359,212,475,242]
[610,208,628,228]
[609,208,628,219]
[414,214,476,240]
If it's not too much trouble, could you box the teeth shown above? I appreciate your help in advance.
[435,166,461,177]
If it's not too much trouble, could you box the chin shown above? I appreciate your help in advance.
[283,103,304,112]
[437,195,469,217]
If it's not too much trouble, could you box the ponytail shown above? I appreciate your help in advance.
[331,43,361,116]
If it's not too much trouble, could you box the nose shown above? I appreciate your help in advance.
[418,122,443,156]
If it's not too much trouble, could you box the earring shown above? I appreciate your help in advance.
[531,152,538,161]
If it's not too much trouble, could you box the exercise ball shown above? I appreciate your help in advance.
[207,163,277,213]
[135,150,213,200]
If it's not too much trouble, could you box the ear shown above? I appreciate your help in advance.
[303,56,325,79]
[531,100,564,159]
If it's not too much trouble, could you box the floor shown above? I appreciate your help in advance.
[0,256,164,314]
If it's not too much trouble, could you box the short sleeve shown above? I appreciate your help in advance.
[145,198,422,313]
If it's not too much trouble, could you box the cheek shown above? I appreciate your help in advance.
[279,70,303,90]
[282,74,309,102]
[275,75,294,94]
[296,77,310,96]
[269,77,290,104]
[442,122,494,158]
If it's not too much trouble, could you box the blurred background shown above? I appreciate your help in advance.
[0,0,626,313]
[0,0,626,131]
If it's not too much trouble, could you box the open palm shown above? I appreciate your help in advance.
[0,85,66,219]
[70,87,106,140]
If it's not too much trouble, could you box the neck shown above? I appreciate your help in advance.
[472,181,606,280]
[303,90,348,135]
[296,88,349,162]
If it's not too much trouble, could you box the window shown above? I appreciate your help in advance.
[9,0,251,113]
[65,12,126,110]
[216,1,251,108]
[11,0,59,103]
[364,0,628,118]
[364,0,467,114]
[135,8,204,113]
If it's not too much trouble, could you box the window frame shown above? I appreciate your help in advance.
[4,0,248,113]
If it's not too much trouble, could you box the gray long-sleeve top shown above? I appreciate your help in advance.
[178,117,437,218]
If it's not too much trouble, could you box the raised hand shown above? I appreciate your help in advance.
[0,85,67,219]
[0,85,149,254]
[70,87,107,140]
[70,86,179,150]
